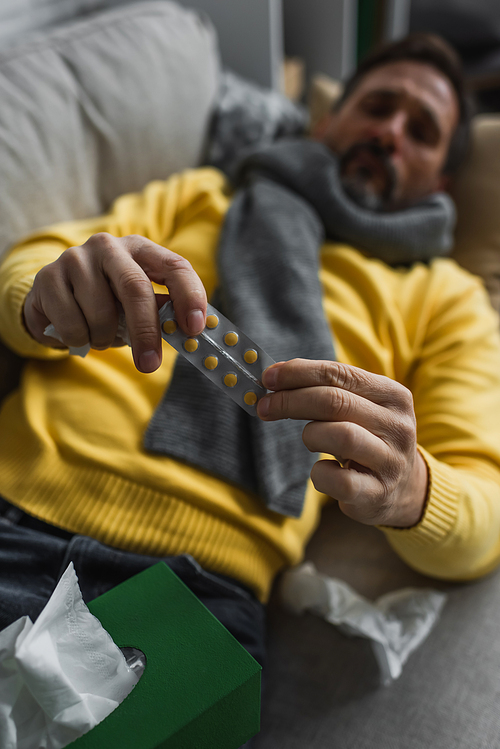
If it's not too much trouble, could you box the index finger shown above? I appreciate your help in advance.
[257,384,392,434]
[261,359,412,411]
[126,236,207,336]
[101,236,206,373]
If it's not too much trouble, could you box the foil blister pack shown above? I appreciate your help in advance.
[159,301,275,416]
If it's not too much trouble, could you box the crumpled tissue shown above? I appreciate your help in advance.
[0,562,140,749]
[280,561,447,685]
[44,311,131,358]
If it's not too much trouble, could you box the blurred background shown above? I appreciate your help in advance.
[2,0,500,112]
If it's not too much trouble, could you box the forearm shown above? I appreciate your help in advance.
[383,446,500,581]
[0,170,228,360]
[0,180,172,358]
[0,203,122,358]
[0,239,70,358]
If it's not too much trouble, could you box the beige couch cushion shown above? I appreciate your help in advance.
[449,116,500,313]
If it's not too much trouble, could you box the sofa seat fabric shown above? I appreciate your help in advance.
[256,502,500,749]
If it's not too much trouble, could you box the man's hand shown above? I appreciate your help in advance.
[257,359,428,528]
[23,233,207,373]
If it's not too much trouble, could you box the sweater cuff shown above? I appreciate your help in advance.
[1,277,67,360]
[381,445,459,549]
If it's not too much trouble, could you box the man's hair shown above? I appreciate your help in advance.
[337,33,474,175]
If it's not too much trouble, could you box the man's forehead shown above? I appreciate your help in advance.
[352,60,458,117]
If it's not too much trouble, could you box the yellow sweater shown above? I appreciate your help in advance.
[1,168,500,602]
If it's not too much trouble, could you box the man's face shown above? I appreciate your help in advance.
[313,60,460,211]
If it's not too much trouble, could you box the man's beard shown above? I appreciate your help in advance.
[339,142,398,212]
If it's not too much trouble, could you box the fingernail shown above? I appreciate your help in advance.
[258,395,270,418]
[263,366,278,390]
[187,309,205,334]
[139,350,160,373]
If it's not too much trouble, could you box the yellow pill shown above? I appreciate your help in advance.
[162,320,177,335]
[244,349,258,364]
[224,373,238,388]
[204,355,218,370]
[184,338,199,353]
[224,331,239,346]
[244,391,258,406]
[206,315,219,329]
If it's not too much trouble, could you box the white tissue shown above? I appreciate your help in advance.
[44,311,131,358]
[0,563,140,749]
[280,561,447,685]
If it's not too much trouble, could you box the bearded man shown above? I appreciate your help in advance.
[0,33,498,736]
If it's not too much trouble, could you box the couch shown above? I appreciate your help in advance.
[1,3,500,747]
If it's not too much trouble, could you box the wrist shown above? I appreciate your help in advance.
[390,450,429,528]
[22,295,35,339]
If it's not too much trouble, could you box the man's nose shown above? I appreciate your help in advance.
[370,111,407,154]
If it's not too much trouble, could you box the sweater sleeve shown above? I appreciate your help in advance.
[383,264,500,581]
[0,169,229,359]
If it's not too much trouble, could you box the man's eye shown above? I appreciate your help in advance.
[409,120,432,144]
[363,102,392,118]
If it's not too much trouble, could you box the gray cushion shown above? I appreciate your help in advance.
[205,69,308,178]
[0,0,220,257]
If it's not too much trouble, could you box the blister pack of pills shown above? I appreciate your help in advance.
[159,301,275,416]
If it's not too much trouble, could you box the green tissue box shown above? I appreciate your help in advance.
[69,562,261,749]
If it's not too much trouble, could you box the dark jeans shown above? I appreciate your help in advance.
[0,498,266,747]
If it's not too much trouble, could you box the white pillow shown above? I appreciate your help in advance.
[0,1,220,257]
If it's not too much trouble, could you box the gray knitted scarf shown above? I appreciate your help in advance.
[143,139,455,518]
